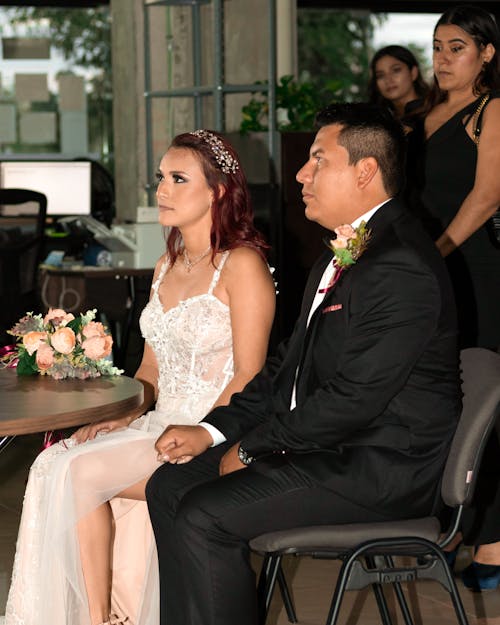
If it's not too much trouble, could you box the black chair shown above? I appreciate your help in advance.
[0,188,47,342]
[250,347,500,625]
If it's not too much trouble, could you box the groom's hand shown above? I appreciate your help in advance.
[155,425,213,464]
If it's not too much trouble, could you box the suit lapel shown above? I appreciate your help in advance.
[294,198,408,400]
[274,250,332,399]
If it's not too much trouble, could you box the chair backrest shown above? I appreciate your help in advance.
[442,347,500,508]
[0,188,47,338]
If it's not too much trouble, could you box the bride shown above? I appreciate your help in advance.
[5,130,276,625]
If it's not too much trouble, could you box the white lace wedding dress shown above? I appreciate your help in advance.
[5,252,234,625]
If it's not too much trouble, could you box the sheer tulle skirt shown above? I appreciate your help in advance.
[5,392,221,625]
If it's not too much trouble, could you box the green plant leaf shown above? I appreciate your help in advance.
[16,351,38,376]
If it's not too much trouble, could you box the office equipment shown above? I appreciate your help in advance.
[0,188,47,344]
[55,216,164,269]
[0,161,91,217]
[112,222,165,268]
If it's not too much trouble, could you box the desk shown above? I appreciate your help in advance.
[39,266,153,372]
[0,368,144,451]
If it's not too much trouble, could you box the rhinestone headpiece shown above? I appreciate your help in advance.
[190,129,239,175]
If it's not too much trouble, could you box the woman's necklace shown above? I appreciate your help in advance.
[183,245,211,272]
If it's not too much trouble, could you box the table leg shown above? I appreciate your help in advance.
[0,435,15,455]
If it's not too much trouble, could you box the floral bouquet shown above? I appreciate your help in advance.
[3,308,123,380]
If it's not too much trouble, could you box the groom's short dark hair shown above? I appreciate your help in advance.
[315,102,406,197]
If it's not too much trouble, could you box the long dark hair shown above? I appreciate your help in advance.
[426,5,500,111]
[164,131,268,264]
[368,45,429,108]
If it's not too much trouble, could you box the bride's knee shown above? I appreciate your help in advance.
[30,439,71,474]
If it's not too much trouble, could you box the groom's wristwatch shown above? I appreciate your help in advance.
[237,444,254,466]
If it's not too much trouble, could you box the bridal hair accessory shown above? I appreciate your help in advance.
[190,129,239,174]
[183,244,212,272]
[2,308,123,379]
[319,221,371,294]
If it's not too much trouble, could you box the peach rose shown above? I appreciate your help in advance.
[36,342,54,371]
[82,335,113,360]
[330,236,348,249]
[43,308,75,327]
[81,321,106,340]
[22,331,48,356]
[51,327,76,354]
[334,224,355,238]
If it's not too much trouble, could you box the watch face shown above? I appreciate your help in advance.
[238,445,252,465]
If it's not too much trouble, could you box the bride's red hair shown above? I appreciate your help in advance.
[164,130,269,265]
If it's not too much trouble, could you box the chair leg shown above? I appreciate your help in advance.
[325,550,373,625]
[257,554,282,625]
[385,555,414,625]
[370,583,393,625]
[277,563,298,623]
[434,551,469,625]
[366,556,393,625]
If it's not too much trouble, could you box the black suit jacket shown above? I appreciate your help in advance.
[205,199,462,518]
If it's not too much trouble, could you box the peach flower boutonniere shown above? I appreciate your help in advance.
[329,221,371,269]
[320,221,372,294]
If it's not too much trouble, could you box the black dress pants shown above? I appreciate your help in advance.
[145,444,390,625]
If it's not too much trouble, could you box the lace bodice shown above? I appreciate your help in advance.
[138,252,233,424]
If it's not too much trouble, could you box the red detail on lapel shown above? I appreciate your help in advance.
[318,266,344,294]
[322,304,343,314]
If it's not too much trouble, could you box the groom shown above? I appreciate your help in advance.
[146,103,461,625]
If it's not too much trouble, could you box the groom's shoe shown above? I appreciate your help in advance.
[461,562,500,591]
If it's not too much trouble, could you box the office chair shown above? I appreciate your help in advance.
[251,347,500,625]
[0,188,47,342]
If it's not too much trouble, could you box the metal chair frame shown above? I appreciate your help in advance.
[252,348,500,625]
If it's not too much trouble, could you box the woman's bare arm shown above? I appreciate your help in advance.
[211,247,276,409]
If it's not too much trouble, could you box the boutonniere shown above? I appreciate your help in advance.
[320,221,371,294]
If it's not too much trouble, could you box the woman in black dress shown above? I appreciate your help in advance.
[409,5,500,591]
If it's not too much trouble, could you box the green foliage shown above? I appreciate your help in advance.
[239,10,387,133]
[298,9,386,102]
[240,75,339,133]
[15,349,38,376]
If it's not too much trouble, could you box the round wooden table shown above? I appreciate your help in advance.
[0,368,144,448]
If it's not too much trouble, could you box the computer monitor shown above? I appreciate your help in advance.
[0,161,91,217]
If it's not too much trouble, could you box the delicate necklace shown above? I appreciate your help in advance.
[183,245,211,272]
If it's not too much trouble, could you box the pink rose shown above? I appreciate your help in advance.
[22,331,48,355]
[43,308,75,327]
[51,327,76,354]
[36,342,54,371]
[330,236,349,249]
[81,321,106,340]
[82,335,113,360]
[334,224,355,239]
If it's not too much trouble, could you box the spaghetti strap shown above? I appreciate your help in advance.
[151,258,170,294]
[208,251,230,295]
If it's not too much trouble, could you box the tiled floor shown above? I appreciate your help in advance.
[2,435,500,624]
